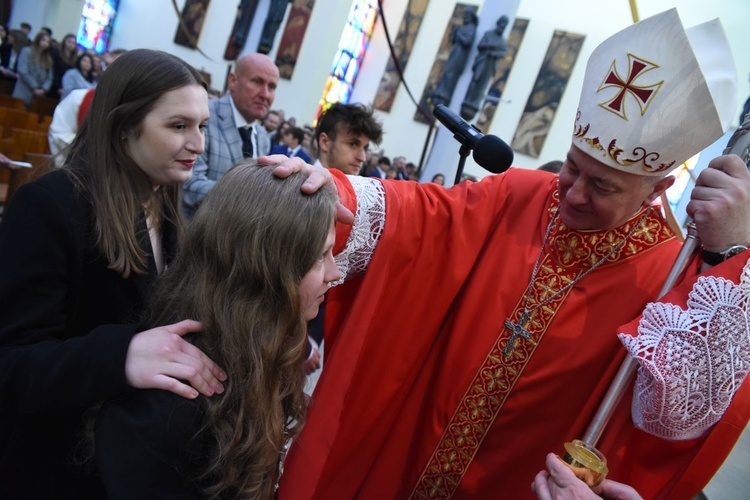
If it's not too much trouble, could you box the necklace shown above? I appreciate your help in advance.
[274,429,291,492]
[502,206,653,356]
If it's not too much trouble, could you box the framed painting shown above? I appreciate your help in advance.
[510,30,585,158]
[174,0,211,49]
[275,0,317,79]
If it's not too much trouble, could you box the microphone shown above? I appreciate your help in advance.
[433,104,513,174]
[473,135,514,174]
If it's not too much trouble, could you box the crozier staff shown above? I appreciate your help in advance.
[274,9,750,499]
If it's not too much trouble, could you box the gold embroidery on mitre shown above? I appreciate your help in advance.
[597,53,663,121]
[572,111,676,173]
[410,193,675,499]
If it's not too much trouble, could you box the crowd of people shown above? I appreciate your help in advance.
[1,8,750,500]
[0,22,124,107]
[261,103,426,182]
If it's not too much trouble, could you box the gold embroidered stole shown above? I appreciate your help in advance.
[410,191,675,499]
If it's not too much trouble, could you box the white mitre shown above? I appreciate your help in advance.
[572,8,737,176]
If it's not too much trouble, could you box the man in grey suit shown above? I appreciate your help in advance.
[183,53,278,217]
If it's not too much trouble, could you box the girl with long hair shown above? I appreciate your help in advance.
[0,49,226,498]
[49,32,79,98]
[95,163,340,498]
[11,30,53,105]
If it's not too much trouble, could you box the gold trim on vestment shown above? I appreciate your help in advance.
[410,190,675,499]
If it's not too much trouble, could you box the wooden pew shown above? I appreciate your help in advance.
[0,108,42,138]
[1,128,50,160]
[5,152,54,207]
[0,95,26,110]
[29,95,59,118]
[0,77,15,96]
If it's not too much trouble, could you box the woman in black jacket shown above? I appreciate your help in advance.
[0,49,226,499]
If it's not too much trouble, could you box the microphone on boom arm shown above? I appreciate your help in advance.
[432,104,514,182]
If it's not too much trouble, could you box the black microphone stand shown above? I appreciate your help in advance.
[453,138,473,185]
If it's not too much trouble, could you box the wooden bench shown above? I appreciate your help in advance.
[4,152,54,207]
[2,128,50,159]
[0,108,44,138]
[0,95,26,110]
[29,95,59,118]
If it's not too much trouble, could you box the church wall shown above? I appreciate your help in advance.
[43,0,85,40]
[19,0,750,177]
[8,1,50,34]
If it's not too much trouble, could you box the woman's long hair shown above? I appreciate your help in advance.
[59,33,78,66]
[64,49,205,278]
[29,32,52,70]
[147,162,336,498]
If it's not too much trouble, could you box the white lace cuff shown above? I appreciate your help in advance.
[618,258,750,440]
[332,176,386,286]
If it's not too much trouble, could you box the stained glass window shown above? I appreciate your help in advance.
[76,0,120,53]
[315,0,378,122]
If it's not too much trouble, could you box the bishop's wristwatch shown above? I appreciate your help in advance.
[702,244,749,265]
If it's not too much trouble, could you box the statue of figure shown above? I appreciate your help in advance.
[258,0,292,54]
[431,9,478,107]
[461,16,508,120]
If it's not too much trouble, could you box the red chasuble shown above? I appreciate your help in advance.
[279,168,741,499]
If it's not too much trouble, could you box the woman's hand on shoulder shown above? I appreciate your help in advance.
[125,319,227,399]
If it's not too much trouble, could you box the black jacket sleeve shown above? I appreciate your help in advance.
[0,177,135,416]
[96,389,204,499]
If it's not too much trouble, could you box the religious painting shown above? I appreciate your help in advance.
[276,0,317,79]
[257,0,293,54]
[373,0,431,112]
[510,30,585,158]
[413,3,474,124]
[475,17,529,134]
[224,0,261,61]
[174,0,211,49]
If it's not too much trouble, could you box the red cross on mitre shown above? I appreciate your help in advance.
[597,53,663,120]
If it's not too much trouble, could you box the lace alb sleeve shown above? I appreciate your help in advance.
[332,176,386,286]
[618,258,750,441]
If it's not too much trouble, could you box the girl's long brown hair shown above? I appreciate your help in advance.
[64,49,205,278]
[29,32,52,70]
[147,162,336,498]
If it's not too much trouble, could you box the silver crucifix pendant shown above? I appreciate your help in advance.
[503,311,534,356]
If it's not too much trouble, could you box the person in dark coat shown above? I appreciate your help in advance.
[0,49,226,499]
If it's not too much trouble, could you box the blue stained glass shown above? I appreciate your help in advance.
[345,59,359,82]
[334,52,352,79]
[350,31,365,58]
[317,0,378,119]
[77,0,119,53]
[352,9,365,30]
[339,23,358,49]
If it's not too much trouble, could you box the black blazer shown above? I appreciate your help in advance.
[0,43,12,69]
[0,170,176,499]
[96,389,207,498]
